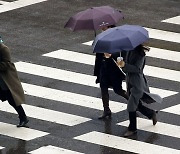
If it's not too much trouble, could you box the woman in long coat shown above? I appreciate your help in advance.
[0,36,28,127]
[119,44,162,137]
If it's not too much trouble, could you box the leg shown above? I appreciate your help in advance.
[137,101,157,125]
[98,87,111,119]
[7,91,29,127]
[112,79,128,100]
[124,111,137,137]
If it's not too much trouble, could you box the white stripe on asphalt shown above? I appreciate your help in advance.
[146,47,180,62]
[161,104,180,116]
[74,131,180,154]
[0,0,9,5]
[29,145,84,154]
[0,0,47,13]
[0,122,49,141]
[0,103,91,126]
[117,117,180,138]
[145,27,180,43]
[162,16,180,25]
[0,146,4,150]
[15,62,178,98]
[82,41,180,62]
[22,82,127,113]
[144,65,180,82]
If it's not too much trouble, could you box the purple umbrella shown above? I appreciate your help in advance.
[64,6,124,31]
[92,24,149,53]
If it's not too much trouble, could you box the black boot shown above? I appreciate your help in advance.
[17,116,29,127]
[98,107,112,119]
[124,112,137,137]
[137,102,158,125]
[15,105,29,127]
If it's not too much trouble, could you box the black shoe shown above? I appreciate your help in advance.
[98,109,111,119]
[124,130,137,137]
[152,111,158,125]
[17,118,29,127]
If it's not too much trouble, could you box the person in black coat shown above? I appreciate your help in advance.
[94,51,128,119]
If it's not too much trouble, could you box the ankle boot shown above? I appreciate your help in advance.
[124,112,137,137]
[98,107,111,119]
[17,116,29,127]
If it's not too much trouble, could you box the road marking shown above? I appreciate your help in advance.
[0,103,91,126]
[0,122,49,141]
[22,82,127,113]
[145,27,180,43]
[83,41,180,62]
[117,118,180,138]
[29,145,84,154]
[144,65,180,82]
[162,16,180,25]
[0,0,9,5]
[161,104,180,116]
[15,62,178,98]
[146,47,180,62]
[83,28,180,44]
[74,131,180,154]
[43,49,95,65]
[0,0,48,13]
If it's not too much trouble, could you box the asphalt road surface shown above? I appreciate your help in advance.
[0,0,180,154]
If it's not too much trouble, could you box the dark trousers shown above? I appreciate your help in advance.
[101,87,128,109]
[6,91,26,121]
[128,102,154,131]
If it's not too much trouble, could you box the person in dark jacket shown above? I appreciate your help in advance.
[118,44,162,137]
[94,25,128,119]
[0,36,29,127]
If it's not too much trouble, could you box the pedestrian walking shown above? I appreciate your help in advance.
[94,25,128,119]
[118,44,162,137]
[0,36,29,127]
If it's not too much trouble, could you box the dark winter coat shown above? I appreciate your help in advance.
[0,43,25,106]
[122,45,162,112]
[94,52,125,89]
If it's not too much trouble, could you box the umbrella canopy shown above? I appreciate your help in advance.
[64,6,124,31]
[92,24,149,53]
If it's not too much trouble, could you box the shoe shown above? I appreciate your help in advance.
[152,111,158,125]
[98,109,111,119]
[17,118,29,127]
[124,130,137,137]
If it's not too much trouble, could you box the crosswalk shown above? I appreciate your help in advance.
[0,4,179,152]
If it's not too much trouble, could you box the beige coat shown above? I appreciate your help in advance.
[0,43,25,106]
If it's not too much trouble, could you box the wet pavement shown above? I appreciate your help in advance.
[0,0,180,153]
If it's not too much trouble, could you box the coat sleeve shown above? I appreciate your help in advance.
[0,45,11,71]
[122,54,145,73]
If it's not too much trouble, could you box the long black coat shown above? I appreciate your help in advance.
[94,52,125,89]
[122,46,162,112]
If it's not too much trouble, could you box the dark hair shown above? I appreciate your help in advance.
[136,45,145,56]
[107,25,116,28]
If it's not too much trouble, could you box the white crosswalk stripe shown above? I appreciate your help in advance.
[161,104,180,116]
[117,117,180,138]
[162,16,180,25]
[29,145,84,154]
[74,131,180,154]
[21,82,127,113]
[15,61,178,98]
[0,102,91,126]
[0,0,48,13]
[0,122,49,141]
